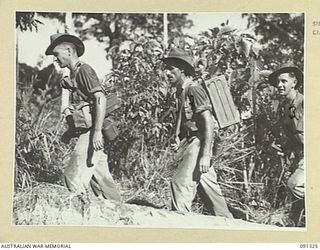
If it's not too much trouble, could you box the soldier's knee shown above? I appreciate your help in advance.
[63,175,81,194]
[171,177,181,189]
[288,170,305,199]
[288,184,305,199]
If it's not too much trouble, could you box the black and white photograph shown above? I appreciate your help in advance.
[13,11,305,229]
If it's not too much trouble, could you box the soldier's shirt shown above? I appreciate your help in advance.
[177,81,213,139]
[67,61,105,104]
[278,91,304,151]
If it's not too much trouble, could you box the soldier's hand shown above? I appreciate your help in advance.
[170,136,180,152]
[199,155,211,174]
[93,131,104,151]
[271,141,285,156]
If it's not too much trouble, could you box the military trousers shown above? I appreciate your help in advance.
[287,157,305,226]
[63,130,121,201]
[171,136,233,218]
[287,157,304,199]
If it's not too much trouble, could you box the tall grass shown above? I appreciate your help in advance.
[118,135,175,209]
[15,82,72,191]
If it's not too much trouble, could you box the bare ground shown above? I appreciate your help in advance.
[12,183,280,230]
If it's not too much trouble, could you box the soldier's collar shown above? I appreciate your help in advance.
[70,61,83,77]
[292,92,303,106]
[73,60,83,70]
[181,79,194,90]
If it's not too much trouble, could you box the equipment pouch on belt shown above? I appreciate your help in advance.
[69,103,93,129]
[102,117,119,141]
[60,102,92,144]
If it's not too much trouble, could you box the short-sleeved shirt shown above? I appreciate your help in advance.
[63,61,105,105]
[178,81,214,138]
[278,91,304,152]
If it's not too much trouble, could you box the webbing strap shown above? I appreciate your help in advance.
[72,61,90,102]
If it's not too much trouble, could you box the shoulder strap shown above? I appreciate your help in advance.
[73,61,108,102]
[175,87,187,137]
[73,61,91,102]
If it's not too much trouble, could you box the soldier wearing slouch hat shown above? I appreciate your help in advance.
[46,33,120,201]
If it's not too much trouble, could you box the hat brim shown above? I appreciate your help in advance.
[45,34,85,57]
[268,66,303,88]
[161,57,195,76]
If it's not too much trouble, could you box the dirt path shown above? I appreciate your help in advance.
[13,183,277,229]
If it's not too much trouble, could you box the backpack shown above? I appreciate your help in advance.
[201,75,240,129]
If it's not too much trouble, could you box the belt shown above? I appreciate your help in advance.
[186,130,198,138]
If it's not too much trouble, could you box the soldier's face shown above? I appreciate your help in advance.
[276,73,297,97]
[52,46,70,68]
[166,66,183,85]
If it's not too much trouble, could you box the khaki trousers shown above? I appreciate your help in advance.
[171,136,233,218]
[287,157,305,226]
[287,158,304,199]
[63,130,121,201]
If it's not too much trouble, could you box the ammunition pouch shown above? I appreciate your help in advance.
[61,103,92,143]
[62,96,121,143]
[102,117,119,141]
[68,102,93,129]
[102,93,121,141]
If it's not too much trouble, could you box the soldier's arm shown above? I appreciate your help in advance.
[294,100,304,144]
[92,92,107,150]
[187,85,214,173]
[197,109,214,173]
[76,64,107,150]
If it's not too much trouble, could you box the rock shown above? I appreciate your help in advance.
[13,183,277,229]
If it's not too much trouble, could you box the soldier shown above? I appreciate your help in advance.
[162,47,233,218]
[45,33,121,201]
[268,64,304,226]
